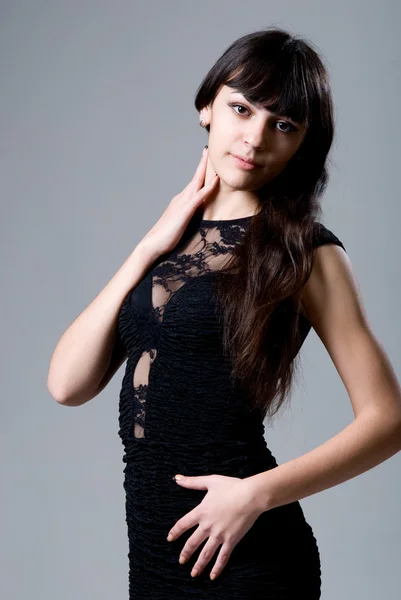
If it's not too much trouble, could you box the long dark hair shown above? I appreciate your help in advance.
[194,27,335,422]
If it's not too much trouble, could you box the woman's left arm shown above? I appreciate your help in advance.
[247,243,401,513]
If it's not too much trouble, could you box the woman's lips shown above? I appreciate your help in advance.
[231,154,261,170]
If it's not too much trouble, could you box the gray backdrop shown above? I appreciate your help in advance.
[1,1,400,598]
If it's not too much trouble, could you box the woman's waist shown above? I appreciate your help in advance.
[122,435,277,478]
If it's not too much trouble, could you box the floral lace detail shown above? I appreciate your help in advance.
[129,218,252,438]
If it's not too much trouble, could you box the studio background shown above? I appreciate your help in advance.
[1,1,400,598]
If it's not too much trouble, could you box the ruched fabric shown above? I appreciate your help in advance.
[116,213,346,599]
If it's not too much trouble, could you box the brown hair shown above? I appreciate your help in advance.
[194,26,335,422]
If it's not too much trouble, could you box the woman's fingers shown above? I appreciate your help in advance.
[194,146,209,176]
[181,146,208,196]
[189,147,210,189]
[196,172,219,204]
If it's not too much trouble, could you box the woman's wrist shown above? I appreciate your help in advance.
[243,474,273,515]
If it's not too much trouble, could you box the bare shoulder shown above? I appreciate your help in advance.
[299,243,362,329]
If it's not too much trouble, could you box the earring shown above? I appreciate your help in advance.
[199,117,207,128]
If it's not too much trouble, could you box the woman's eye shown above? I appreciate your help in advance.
[276,121,296,133]
[231,103,250,116]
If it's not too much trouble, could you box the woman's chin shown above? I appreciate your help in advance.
[221,171,260,191]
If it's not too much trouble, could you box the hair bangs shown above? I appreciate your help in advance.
[224,49,311,127]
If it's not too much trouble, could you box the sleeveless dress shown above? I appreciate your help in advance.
[116,212,346,599]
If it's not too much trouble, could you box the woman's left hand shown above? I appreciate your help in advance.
[167,473,264,580]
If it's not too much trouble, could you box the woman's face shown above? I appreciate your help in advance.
[201,85,308,192]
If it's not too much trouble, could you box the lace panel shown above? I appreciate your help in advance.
[130,219,250,438]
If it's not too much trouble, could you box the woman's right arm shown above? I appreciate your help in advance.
[47,241,159,407]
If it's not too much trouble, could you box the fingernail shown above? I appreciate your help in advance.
[174,474,184,480]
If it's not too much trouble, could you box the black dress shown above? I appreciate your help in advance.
[116,212,346,599]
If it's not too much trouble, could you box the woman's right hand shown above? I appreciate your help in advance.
[138,146,220,258]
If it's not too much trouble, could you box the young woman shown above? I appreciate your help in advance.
[48,27,401,599]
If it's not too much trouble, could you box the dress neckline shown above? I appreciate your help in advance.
[199,214,256,225]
